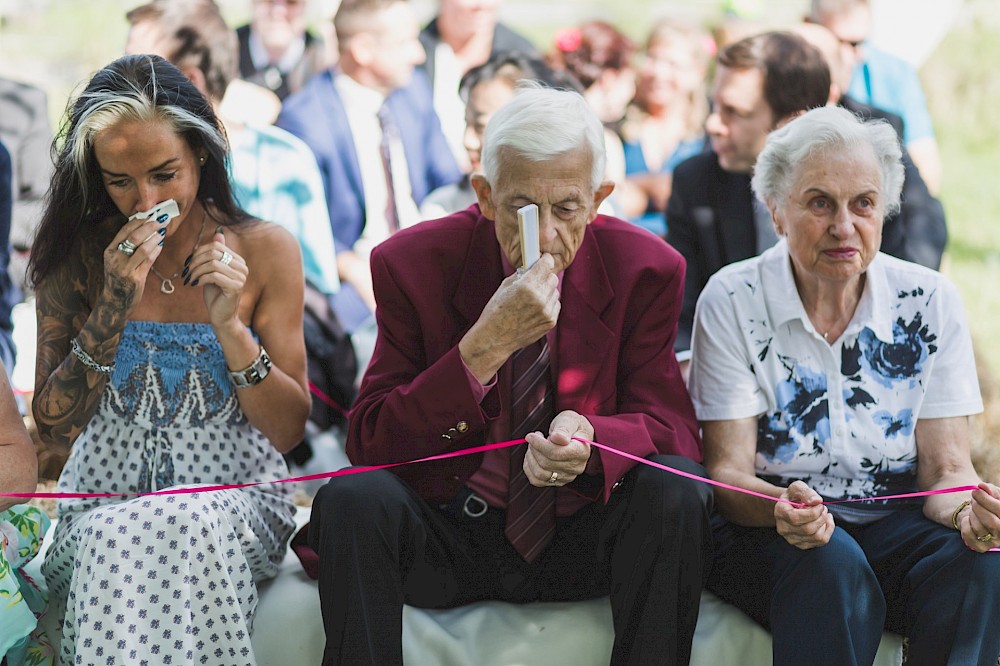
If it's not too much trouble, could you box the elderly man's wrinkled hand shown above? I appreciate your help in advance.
[961,483,1000,553]
[459,254,560,382]
[523,410,594,487]
[775,481,835,550]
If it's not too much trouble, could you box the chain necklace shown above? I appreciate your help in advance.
[821,309,853,340]
[150,206,206,294]
[815,276,866,342]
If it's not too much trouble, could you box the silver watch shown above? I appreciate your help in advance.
[228,346,272,388]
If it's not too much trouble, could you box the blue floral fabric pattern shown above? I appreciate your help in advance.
[41,321,296,664]
[689,241,983,509]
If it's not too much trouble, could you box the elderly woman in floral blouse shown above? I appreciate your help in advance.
[688,105,1000,666]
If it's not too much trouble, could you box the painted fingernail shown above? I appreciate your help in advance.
[158,239,164,246]
[181,266,189,278]
[191,279,199,287]
[183,275,190,285]
[157,227,167,236]
[183,253,192,266]
[215,225,224,235]
[157,213,169,224]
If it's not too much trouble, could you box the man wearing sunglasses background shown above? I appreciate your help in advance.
[806,0,942,196]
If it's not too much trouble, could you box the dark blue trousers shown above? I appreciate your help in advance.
[708,507,1000,666]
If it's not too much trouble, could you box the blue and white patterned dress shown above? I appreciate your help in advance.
[42,322,296,665]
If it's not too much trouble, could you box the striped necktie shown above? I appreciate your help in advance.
[376,103,400,233]
[505,337,556,562]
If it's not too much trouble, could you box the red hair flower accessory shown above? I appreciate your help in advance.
[555,27,582,53]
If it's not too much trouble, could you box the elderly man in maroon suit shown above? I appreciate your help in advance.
[308,83,712,666]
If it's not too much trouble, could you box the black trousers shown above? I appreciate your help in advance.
[309,455,714,665]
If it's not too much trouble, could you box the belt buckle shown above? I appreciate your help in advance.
[462,492,488,518]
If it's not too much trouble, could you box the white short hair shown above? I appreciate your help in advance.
[751,105,904,217]
[480,81,606,191]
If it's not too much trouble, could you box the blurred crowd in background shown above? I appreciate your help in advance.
[1,0,997,485]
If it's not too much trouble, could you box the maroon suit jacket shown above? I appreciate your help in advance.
[348,205,702,505]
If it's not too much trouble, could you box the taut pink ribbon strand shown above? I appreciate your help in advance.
[7,435,998,552]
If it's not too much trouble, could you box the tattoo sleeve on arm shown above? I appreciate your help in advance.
[33,237,132,446]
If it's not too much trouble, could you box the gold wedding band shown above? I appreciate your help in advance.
[977,532,995,544]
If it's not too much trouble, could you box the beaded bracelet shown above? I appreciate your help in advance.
[71,337,115,375]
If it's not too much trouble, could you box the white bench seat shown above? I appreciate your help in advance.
[24,509,903,665]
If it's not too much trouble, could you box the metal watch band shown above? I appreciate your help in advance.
[228,345,272,388]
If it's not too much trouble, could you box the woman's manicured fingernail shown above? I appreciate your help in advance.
[215,225,223,234]
[184,253,192,266]
[183,275,190,285]
[191,279,199,287]
[181,266,189,278]
[157,213,169,224]
[158,227,167,236]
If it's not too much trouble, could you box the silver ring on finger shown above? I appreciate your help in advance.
[220,250,233,266]
[117,239,137,256]
[547,471,559,485]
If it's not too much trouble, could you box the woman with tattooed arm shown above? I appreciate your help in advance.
[687,106,1000,666]
[28,54,308,664]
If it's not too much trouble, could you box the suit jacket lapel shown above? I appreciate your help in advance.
[322,72,365,207]
[715,162,756,264]
[450,214,614,412]
[452,213,504,339]
[556,227,614,409]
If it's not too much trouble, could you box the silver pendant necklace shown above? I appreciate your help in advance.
[820,309,851,341]
[150,206,207,294]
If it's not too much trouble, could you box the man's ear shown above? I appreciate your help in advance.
[828,82,842,105]
[590,181,615,221]
[347,33,376,67]
[181,66,209,99]
[774,109,806,130]
[470,174,496,219]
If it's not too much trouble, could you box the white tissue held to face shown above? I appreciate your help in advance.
[517,203,540,270]
[127,198,180,222]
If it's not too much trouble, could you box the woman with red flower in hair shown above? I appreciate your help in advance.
[548,20,636,219]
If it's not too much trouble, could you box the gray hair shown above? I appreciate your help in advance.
[480,81,606,191]
[751,105,903,217]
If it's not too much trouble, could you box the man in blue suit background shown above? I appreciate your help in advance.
[277,0,462,337]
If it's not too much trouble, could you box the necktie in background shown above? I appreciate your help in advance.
[376,103,400,233]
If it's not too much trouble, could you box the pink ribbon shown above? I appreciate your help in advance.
[7,436,998,551]
[309,381,347,416]
[579,437,984,507]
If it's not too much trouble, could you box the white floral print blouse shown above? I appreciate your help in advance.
[689,240,983,522]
